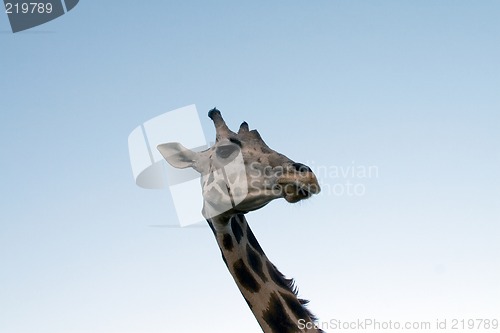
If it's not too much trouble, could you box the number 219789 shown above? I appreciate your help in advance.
[5,2,53,14]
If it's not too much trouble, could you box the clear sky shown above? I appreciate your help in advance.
[1,1,499,333]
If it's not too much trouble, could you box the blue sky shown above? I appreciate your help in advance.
[1,1,499,332]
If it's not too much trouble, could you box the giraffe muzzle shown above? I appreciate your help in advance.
[278,176,321,203]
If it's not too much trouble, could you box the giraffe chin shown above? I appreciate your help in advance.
[284,192,310,203]
[282,184,318,203]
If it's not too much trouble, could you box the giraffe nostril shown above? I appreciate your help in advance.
[291,162,312,173]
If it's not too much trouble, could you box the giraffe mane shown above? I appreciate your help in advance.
[265,261,321,323]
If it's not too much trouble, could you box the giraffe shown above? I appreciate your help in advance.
[158,108,324,333]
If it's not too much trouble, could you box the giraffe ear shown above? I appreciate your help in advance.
[157,142,199,169]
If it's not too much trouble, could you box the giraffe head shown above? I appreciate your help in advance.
[158,109,320,219]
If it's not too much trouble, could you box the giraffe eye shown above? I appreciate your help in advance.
[216,145,239,159]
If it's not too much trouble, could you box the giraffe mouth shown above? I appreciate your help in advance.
[278,179,321,203]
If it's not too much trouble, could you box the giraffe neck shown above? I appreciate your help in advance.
[207,213,323,333]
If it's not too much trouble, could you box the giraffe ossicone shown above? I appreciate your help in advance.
[158,109,324,333]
